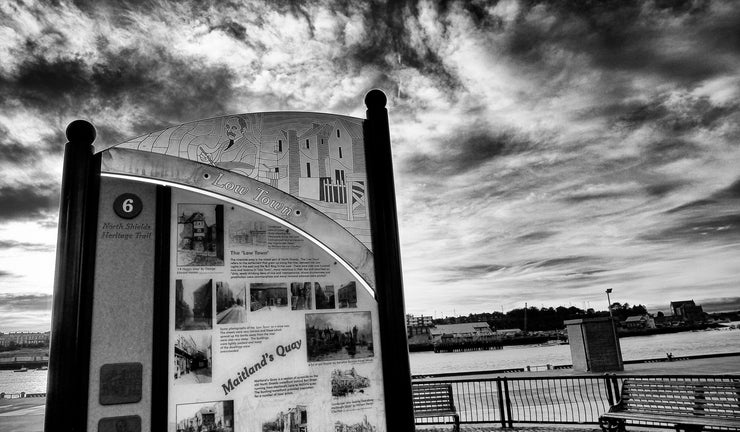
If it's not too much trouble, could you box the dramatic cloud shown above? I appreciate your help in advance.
[0,293,52,332]
[0,293,52,310]
[1,0,739,326]
[0,184,59,221]
[0,239,54,252]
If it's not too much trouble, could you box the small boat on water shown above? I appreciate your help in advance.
[13,367,28,373]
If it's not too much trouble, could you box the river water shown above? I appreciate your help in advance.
[409,325,740,375]
[2,326,739,394]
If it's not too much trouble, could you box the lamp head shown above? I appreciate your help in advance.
[606,288,613,294]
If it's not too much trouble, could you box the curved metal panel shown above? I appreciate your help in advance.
[97,112,372,251]
[101,147,375,292]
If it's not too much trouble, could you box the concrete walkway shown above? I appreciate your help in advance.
[0,397,44,432]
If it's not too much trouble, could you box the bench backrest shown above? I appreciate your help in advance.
[412,383,456,414]
[620,379,740,420]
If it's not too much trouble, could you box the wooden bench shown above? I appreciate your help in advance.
[412,383,460,431]
[599,378,740,432]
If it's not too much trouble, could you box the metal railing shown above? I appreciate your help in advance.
[0,392,47,399]
[413,374,740,428]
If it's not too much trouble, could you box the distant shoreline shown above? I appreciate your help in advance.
[408,322,729,352]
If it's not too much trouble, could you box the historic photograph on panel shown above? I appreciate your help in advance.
[216,281,248,325]
[176,279,213,331]
[305,311,373,362]
[262,405,307,432]
[331,367,370,397]
[337,281,357,308]
[290,282,312,310]
[334,415,376,432]
[174,333,213,385]
[228,217,267,248]
[250,282,288,311]
[177,204,224,266]
[176,399,233,431]
[315,283,335,310]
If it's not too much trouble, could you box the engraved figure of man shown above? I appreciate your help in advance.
[195,116,260,177]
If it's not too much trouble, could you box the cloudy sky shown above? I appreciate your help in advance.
[1,0,739,332]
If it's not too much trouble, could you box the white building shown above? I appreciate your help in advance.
[406,314,433,327]
[429,322,494,342]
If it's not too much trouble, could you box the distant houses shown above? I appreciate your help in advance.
[618,299,705,329]
[0,331,50,348]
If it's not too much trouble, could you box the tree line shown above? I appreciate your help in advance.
[432,303,649,331]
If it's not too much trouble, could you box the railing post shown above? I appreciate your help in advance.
[496,377,506,428]
[504,377,514,428]
[611,375,621,402]
[605,374,615,406]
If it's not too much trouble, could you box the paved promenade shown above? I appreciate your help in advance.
[0,397,44,432]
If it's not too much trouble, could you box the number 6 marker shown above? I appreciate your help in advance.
[113,193,143,219]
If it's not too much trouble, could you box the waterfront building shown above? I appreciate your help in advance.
[670,300,705,322]
[406,314,433,327]
[0,331,50,347]
[429,322,495,342]
[406,314,434,337]
[623,314,656,329]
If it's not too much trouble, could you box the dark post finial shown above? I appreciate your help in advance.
[365,89,387,110]
[65,120,97,145]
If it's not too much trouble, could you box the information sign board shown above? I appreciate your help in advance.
[166,188,385,432]
[47,92,413,432]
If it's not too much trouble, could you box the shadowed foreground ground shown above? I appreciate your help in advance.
[0,397,45,432]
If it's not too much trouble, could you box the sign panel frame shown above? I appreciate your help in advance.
[46,90,413,432]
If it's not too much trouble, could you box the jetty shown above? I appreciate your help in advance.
[433,339,503,353]
[0,356,48,371]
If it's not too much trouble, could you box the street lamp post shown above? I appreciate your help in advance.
[605,288,613,319]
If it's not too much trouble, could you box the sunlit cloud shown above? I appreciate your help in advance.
[1,0,739,329]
